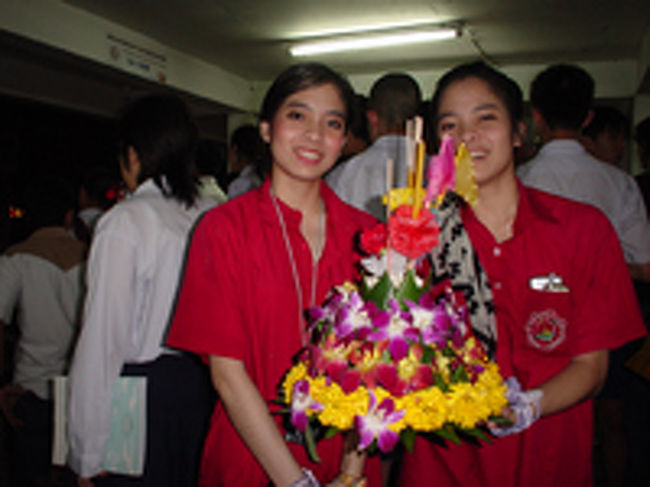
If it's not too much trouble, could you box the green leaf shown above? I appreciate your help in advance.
[436,425,461,445]
[451,364,469,383]
[324,427,340,439]
[433,372,450,392]
[395,269,427,303]
[401,428,416,453]
[304,424,321,463]
[463,427,491,444]
[362,272,392,308]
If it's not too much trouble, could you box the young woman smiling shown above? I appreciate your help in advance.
[166,63,380,487]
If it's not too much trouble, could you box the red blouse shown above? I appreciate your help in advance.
[167,180,378,486]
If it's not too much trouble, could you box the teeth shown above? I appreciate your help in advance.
[298,149,319,160]
[470,152,486,158]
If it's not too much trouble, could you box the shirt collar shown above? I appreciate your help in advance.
[461,180,559,237]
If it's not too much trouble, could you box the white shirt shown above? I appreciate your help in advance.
[0,227,85,399]
[67,179,214,477]
[518,139,650,264]
[198,175,228,205]
[326,135,410,221]
[227,164,262,199]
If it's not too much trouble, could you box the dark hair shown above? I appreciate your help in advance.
[24,175,76,229]
[80,166,120,210]
[530,64,594,131]
[260,63,355,130]
[348,94,371,144]
[118,94,199,206]
[582,106,629,140]
[431,61,524,142]
[368,73,422,131]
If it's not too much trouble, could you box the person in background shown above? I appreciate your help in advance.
[399,60,645,487]
[67,94,215,487]
[73,166,121,245]
[196,138,228,205]
[335,94,370,163]
[166,63,381,486]
[226,124,267,199]
[326,73,422,220]
[580,105,629,167]
[634,116,650,214]
[0,176,85,486]
[518,64,650,282]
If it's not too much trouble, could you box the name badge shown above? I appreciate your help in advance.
[529,273,569,293]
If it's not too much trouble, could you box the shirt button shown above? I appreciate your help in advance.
[493,246,502,257]
[493,282,502,291]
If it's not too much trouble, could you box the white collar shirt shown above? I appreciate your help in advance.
[67,179,214,477]
[518,139,650,264]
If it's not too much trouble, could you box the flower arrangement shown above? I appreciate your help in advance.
[279,129,507,459]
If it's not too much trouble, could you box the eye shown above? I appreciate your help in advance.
[478,112,497,122]
[286,110,304,121]
[438,120,456,133]
[326,118,344,131]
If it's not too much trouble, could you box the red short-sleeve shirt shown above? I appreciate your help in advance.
[400,184,646,487]
[167,180,377,486]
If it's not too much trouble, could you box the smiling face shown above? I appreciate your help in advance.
[436,76,522,190]
[260,82,347,185]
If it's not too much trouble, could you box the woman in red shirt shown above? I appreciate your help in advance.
[398,61,645,487]
[166,63,379,486]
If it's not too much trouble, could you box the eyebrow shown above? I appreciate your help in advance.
[285,100,345,119]
[437,102,501,121]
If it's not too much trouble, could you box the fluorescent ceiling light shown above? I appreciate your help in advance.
[290,28,458,57]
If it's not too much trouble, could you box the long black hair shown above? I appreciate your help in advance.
[118,94,199,206]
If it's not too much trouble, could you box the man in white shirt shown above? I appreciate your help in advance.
[518,64,650,281]
[326,73,422,220]
[0,177,85,486]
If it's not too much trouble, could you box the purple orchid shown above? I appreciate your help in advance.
[367,299,419,360]
[406,298,452,348]
[290,380,324,432]
[333,291,372,339]
[355,391,405,453]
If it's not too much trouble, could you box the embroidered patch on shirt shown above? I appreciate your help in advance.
[525,309,567,352]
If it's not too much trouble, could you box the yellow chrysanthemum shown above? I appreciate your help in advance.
[446,382,492,429]
[282,363,307,404]
[309,379,368,430]
[474,364,508,414]
[397,387,448,431]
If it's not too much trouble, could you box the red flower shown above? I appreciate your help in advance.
[388,205,440,259]
[360,223,388,255]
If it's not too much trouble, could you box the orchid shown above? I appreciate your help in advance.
[356,390,406,452]
[333,291,372,339]
[367,299,419,360]
[290,379,324,432]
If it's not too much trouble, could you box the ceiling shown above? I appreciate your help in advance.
[62,0,650,81]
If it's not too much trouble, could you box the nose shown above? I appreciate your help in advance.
[460,125,476,144]
[304,120,323,141]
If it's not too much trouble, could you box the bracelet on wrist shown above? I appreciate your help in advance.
[334,473,366,487]
[290,468,320,487]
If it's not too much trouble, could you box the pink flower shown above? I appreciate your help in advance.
[355,391,405,453]
[425,134,456,204]
[290,380,324,432]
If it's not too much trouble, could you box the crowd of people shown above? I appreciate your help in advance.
[0,58,649,487]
